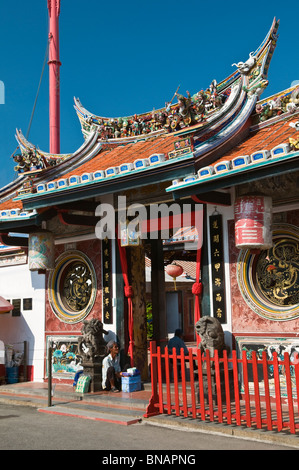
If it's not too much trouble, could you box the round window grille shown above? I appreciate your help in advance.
[237,224,299,321]
[48,251,97,323]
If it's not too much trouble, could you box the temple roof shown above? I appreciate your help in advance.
[2,18,298,223]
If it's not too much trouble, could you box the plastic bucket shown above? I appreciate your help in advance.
[6,366,19,384]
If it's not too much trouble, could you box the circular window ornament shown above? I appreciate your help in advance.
[48,251,97,323]
[237,224,299,321]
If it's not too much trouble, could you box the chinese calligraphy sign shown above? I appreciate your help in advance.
[209,214,226,324]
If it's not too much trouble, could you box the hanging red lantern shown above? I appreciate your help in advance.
[165,262,184,290]
[0,296,14,314]
[234,195,272,250]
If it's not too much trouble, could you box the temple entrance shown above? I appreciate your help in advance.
[117,198,203,378]
[145,235,198,346]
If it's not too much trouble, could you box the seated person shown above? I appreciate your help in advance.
[167,329,194,380]
[102,340,123,392]
[168,329,189,356]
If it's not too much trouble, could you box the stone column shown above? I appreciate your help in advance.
[150,239,166,345]
[130,243,148,381]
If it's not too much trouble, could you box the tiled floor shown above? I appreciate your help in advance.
[0,380,152,406]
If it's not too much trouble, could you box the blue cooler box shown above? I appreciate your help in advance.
[121,375,141,392]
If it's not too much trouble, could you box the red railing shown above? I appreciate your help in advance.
[145,341,299,434]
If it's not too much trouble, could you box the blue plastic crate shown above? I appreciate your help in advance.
[121,375,141,392]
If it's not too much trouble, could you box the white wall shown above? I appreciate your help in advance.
[0,264,45,381]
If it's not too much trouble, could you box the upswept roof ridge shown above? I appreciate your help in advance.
[74,18,279,143]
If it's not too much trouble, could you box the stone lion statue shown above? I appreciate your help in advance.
[78,318,108,361]
[195,316,229,357]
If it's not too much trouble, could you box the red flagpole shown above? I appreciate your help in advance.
[47,0,61,154]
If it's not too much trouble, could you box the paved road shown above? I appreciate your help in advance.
[0,404,292,452]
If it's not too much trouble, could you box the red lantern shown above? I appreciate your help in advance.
[234,195,272,250]
[165,262,184,290]
[0,296,14,314]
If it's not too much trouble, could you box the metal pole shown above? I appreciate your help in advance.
[47,0,61,154]
[48,347,52,407]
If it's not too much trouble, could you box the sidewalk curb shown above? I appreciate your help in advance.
[144,414,299,449]
[38,405,142,425]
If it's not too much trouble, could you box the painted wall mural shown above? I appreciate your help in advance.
[236,336,299,396]
[228,211,299,334]
[237,224,299,321]
[45,239,102,355]
[28,231,55,271]
[48,250,97,324]
[46,335,83,379]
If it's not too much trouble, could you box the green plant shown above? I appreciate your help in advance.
[146,302,153,340]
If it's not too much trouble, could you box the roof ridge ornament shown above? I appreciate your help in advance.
[255,85,299,123]
[74,82,230,142]
[74,19,279,143]
[13,129,71,174]
[231,51,257,75]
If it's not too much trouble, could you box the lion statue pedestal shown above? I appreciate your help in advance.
[77,319,108,393]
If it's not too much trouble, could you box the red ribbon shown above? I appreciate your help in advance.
[193,245,202,346]
[192,281,202,295]
[194,245,202,313]
[190,198,203,345]
[124,285,134,298]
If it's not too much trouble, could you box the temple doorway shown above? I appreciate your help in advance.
[145,236,197,345]
[166,291,182,337]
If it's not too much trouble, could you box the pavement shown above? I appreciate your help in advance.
[0,380,150,425]
[1,380,299,449]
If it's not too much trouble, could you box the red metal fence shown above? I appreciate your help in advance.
[145,341,299,434]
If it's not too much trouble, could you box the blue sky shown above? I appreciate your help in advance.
[0,0,298,189]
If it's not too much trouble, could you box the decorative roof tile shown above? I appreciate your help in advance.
[47,134,178,183]
[167,112,299,192]
[0,199,23,211]
[213,114,299,166]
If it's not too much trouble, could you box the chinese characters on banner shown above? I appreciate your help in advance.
[102,237,113,324]
[209,214,226,324]
[234,195,272,249]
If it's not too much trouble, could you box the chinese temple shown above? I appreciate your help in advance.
[1,15,299,384]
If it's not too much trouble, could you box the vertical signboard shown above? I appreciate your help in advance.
[209,214,226,324]
[102,237,113,324]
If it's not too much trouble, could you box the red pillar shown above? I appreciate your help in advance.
[47,0,61,154]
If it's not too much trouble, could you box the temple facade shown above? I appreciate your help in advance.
[1,18,299,384]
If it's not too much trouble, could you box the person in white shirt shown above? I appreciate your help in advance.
[102,341,123,392]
